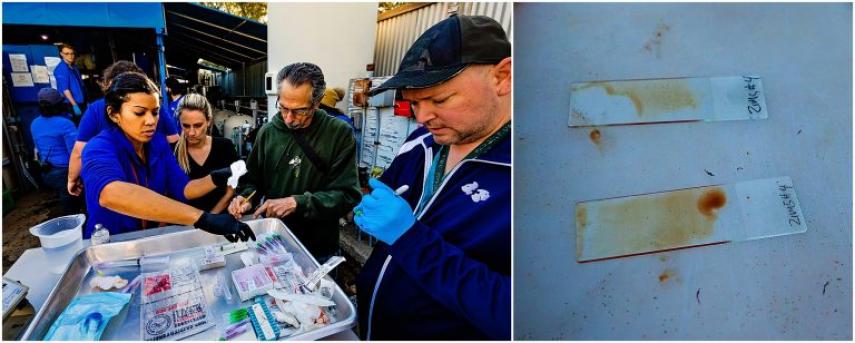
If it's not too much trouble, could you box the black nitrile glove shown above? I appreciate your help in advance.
[210,167,231,188]
[194,212,256,242]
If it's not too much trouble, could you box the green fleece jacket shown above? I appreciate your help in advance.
[239,109,360,256]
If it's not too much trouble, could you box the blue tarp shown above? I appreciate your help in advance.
[2,3,165,31]
[3,2,170,120]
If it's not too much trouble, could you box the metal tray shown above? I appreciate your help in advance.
[21,218,356,340]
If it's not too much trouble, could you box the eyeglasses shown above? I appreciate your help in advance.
[276,100,313,118]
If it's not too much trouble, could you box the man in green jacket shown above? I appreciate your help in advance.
[228,62,361,259]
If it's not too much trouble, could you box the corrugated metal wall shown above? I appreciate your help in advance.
[374,2,513,76]
[223,60,267,97]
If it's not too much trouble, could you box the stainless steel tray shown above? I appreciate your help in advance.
[21,218,356,340]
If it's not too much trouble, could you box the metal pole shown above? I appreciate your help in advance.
[250,99,258,128]
[156,29,169,110]
[242,62,247,96]
[2,81,37,191]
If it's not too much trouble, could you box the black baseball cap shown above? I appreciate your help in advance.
[37,88,64,105]
[368,14,511,96]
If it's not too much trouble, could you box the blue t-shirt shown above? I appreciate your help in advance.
[168,95,185,122]
[80,127,190,238]
[30,114,77,168]
[53,61,85,104]
[77,98,179,142]
[333,113,355,131]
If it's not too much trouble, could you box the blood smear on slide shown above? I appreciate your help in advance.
[575,177,806,262]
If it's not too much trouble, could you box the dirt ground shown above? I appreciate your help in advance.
[2,188,64,272]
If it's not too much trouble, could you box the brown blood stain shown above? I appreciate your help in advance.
[697,189,727,219]
[574,79,697,117]
[658,269,681,284]
[658,269,674,283]
[589,129,602,146]
[575,204,588,259]
[577,186,727,261]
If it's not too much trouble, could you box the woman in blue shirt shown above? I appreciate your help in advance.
[67,60,180,198]
[80,72,253,242]
[30,88,82,214]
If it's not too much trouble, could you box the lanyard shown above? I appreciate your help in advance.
[129,160,162,230]
[414,150,444,216]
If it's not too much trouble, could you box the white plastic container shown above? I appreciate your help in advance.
[29,214,85,273]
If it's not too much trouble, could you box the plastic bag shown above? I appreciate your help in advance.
[140,264,214,341]
[44,292,132,341]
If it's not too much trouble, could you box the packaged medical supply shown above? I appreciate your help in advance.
[213,271,235,303]
[44,292,131,341]
[220,309,254,341]
[197,246,226,271]
[231,264,276,302]
[141,289,213,341]
[247,299,279,341]
[139,264,213,341]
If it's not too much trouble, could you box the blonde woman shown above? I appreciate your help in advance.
[173,93,239,213]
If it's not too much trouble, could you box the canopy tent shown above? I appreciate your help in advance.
[162,2,267,71]
[2,3,165,30]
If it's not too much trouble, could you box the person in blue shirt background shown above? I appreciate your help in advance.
[30,87,82,215]
[319,87,355,131]
[80,71,253,242]
[53,43,87,121]
[165,76,186,128]
[67,60,180,198]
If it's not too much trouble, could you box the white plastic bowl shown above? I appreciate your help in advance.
[29,214,85,273]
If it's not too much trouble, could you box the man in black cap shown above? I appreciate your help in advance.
[353,14,511,340]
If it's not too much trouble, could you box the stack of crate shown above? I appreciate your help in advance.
[347,77,419,178]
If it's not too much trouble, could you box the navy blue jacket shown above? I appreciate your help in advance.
[356,127,511,340]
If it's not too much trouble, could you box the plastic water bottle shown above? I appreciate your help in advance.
[91,224,110,245]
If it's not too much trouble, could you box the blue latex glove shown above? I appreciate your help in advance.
[354,178,415,245]
[72,104,82,116]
